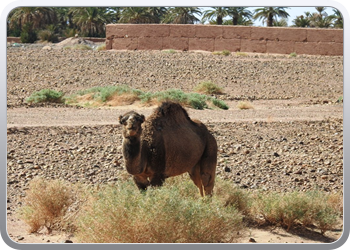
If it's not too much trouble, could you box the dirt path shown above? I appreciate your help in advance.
[7,100,343,128]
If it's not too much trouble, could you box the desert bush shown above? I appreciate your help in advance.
[289,52,297,57]
[300,191,341,234]
[194,81,223,95]
[237,101,254,110]
[19,178,76,233]
[212,98,229,110]
[250,190,342,233]
[76,178,243,243]
[26,89,64,104]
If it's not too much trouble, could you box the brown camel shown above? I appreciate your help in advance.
[119,102,217,196]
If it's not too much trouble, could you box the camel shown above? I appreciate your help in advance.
[119,101,217,196]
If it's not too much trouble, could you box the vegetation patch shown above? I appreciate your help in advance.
[194,81,224,95]
[20,177,342,242]
[62,85,229,110]
[25,89,64,104]
[289,52,297,57]
[212,50,231,56]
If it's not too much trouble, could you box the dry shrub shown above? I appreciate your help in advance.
[237,101,254,110]
[105,93,140,106]
[76,178,244,243]
[20,178,76,233]
[250,190,342,234]
[194,81,223,95]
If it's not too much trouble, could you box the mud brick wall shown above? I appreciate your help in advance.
[106,24,343,56]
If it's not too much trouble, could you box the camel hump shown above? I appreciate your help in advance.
[153,101,192,124]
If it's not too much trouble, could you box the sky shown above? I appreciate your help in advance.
[199,7,335,26]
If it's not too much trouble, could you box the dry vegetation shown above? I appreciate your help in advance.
[18,177,342,243]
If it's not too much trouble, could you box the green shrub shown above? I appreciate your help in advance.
[26,89,64,104]
[212,98,229,110]
[289,52,297,57]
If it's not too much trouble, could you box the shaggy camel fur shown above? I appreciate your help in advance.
[119,102,217,196]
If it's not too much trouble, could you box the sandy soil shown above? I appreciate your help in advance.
[5,41,344,245]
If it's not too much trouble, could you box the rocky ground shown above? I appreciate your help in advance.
[6,40,344,244]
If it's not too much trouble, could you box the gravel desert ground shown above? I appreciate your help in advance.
[6,41,344,244]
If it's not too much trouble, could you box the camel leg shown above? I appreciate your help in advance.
[149,173,165,187]
[200,137,217,196]
[189,164,204,197]
[133,175,150,191]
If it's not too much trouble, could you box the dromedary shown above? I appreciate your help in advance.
[119,102,217,196]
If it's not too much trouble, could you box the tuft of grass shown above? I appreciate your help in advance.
[26,89,64,104]
[163,49,176,54]
[19,178,76,233]
[235,52,248,57]
[212,50,231,56]
[237,101,254,110]
[289,52,297,57]
[194,81,223,95]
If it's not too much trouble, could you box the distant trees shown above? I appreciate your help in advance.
[162,7,201,24]
[292,7,342,28]
[253,7,290,27]
[6,7,343,42]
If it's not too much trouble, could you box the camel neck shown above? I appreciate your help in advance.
[123,137,141,160]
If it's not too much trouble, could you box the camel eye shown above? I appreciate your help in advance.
[119,116,128,125]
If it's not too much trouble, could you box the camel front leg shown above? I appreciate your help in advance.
[133,175,150,191]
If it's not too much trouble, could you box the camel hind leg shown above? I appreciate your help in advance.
[200,136,217,196]
[188,164,204,197]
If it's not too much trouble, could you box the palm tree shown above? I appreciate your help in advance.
[69,7,113,37]
[147,7,167,23]
[273,18,288,27]
[329,8,343,28]
[202,7,230,25]
[227,7,253,25]
[162,7,201,24]
[253,7,289,27]
[309,7,333,28]
[119,7,160,24]
[8,7,57,31]
[292,12,312,27]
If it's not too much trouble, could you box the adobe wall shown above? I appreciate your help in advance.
[106,24,343,56]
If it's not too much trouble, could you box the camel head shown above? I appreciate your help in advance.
[119,111,145,138]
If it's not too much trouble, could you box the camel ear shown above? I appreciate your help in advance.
[119,115,124,125]
[140,115,145,123]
